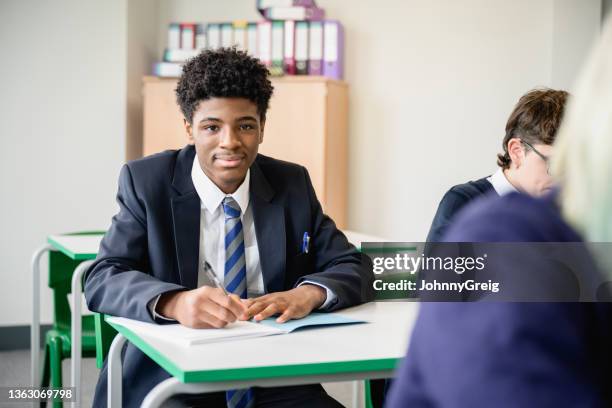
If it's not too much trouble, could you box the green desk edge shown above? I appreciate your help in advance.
[47,231,105,261]
[106,316,403,384]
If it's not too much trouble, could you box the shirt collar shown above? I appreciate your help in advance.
[191,156,250,215]
[488,167,518,196]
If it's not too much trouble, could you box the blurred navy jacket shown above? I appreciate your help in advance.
[388,192,612,408]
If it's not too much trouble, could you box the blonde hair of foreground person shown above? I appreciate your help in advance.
[551,16,612,244]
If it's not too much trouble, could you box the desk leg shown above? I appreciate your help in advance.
[352,381,361,408]
[108,334,127,408]
[31,244,52,387]
[70,260,94,408]
[140,378,183,408]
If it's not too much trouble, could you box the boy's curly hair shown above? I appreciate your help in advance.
[175,47,274,123]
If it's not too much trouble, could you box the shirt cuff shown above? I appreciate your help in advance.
[298,280,338,310]
[147,294,176,322]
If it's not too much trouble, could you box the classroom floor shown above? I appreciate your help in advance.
[0,350,360,407]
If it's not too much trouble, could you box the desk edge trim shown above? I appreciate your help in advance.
[107,321,403,384]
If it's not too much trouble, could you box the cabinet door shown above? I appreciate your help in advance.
[143,80,186,156]
[259,81,327,203]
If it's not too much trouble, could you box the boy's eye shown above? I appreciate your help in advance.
[204,125,219,132]
[240,124,255,131]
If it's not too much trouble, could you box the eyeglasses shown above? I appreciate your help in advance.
[521,140,550,174]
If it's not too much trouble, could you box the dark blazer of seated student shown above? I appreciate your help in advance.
[426,88,568,242]
[84,49,374,408]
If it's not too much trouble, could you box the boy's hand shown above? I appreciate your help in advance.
[158,286,249,328]
[245,285,326,323]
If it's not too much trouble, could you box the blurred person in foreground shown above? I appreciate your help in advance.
[387,17,612,408]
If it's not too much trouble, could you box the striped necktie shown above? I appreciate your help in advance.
[222,197,254,408]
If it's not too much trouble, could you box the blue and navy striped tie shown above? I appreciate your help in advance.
[223,197,255,408]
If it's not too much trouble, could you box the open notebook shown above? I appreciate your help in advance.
[107,313,366,347]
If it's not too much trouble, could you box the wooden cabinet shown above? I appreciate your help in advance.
[141,76,348,228]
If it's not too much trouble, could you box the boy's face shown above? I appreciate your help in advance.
[507,138,554,196]
[185,97,264,194]
[515,142,554,196]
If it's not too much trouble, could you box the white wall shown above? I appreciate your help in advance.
[551,0,602,89]
[322,0,600,240]
[322,0,556,240]
[0,0,127,326]
[127,0,161,160]
[157,0,261,57]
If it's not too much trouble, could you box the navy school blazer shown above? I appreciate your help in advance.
[426,177,495,243]
[84,145,374,407]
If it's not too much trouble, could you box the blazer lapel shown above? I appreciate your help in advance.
[250,160,286,294]
[171,146,200,289]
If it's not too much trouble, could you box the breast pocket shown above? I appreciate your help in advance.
[285,252,315,287]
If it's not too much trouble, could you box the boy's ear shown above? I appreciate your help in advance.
[184,119,194,144]
[507,138,524,168]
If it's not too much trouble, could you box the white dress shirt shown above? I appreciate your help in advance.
[192,160,265,295]
[149,157,335,320]
[487,167,518,196]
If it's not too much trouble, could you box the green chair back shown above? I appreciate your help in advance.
[47,251,97,349]
[47,230,104,340]
[48,251,82,331]
[40,233,102,396]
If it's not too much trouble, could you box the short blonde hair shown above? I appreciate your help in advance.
[551,16,612,242]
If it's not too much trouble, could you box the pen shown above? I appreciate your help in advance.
[302,232,310,253]
[203,261,229,296]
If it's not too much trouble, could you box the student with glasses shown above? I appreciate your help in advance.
[426,88,568,243]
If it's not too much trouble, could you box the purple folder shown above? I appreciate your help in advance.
[322,20,344,80]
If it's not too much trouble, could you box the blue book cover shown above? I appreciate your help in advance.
[256,312,366,333]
